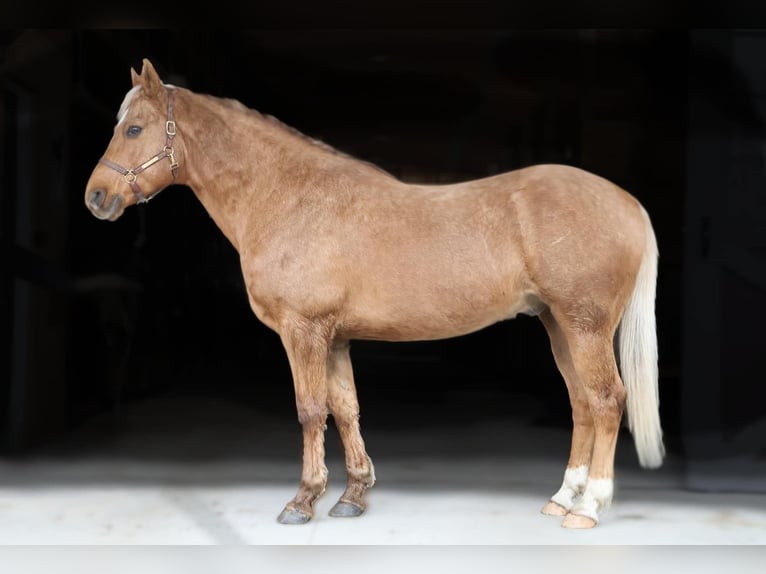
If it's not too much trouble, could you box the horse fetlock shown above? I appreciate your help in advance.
[290,474,326,517]
[567,477,613,524]
[281,481,325,524]
[550,489,580,511]
[300,477,327,500]
[549,465,588,510]
[346,460,376,488]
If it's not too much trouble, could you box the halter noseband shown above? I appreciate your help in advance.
[99,89,178,204]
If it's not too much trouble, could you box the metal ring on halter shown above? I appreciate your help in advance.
[124,170,137,183]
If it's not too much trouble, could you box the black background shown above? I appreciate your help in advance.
[2,16,765,482]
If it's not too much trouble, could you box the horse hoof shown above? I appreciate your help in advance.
[561,513,598,529]
[277,508,312,525]
[541,501,568,516]
[329,501,365,518]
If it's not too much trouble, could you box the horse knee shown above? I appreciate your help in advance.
[297,402,328,426]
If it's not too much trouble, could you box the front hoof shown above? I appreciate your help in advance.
[329,501,365,518]
[561,513,598,529]
[541,500,569,516]
[277,507,312,525]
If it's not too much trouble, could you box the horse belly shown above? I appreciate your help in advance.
[342,277,535,342]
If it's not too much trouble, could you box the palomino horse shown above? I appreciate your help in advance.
[85,59,664,529]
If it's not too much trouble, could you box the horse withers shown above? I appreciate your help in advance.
[85,59,664,529]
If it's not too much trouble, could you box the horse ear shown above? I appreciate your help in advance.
[130,66,140,87]
[138,58,164,95]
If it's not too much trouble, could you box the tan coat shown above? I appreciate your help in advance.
[85,59,663,529]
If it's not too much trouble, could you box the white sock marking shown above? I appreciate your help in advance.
[571,477,614,523]
[550,465,588,510]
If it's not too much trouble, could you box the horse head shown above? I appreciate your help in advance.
[85,58,179,221]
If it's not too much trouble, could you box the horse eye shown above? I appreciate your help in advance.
[126,125,142,138]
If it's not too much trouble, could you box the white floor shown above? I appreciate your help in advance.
[1,392,765,546]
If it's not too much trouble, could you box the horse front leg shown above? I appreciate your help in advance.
[277,324,331,525]
[326,340,375,517]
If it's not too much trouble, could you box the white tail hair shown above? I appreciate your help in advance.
[618,206,665,468]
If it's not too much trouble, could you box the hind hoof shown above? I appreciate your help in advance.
[541,501,569,516]
[329,501,365,517]
[277,507,312,525]
[561,513,598,529]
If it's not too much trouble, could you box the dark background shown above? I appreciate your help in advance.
[2,26,765,489]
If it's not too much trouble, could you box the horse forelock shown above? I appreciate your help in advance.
[117,85,142,126]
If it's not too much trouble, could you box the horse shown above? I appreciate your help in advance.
[84,58,664,529]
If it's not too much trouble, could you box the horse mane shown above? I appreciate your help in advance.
[264,113,394,177]
[216,95,394,178]
[263,114,347,157]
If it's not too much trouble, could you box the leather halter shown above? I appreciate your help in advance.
[99,89,178,204]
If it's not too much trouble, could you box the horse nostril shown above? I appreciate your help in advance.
[88,188,105,207]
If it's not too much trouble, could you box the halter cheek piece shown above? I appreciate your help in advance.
[99,89,178,204]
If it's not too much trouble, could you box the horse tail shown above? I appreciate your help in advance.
[618,205,665,469]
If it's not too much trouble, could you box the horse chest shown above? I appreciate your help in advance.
[240,252,346,331]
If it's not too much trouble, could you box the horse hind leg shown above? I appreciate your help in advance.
[554,312,626,529]
[539,309,594,517]
[326,340,376,518]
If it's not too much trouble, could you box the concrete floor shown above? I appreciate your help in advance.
[1,392,765,546]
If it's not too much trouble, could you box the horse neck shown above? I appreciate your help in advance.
[174,89,340,252]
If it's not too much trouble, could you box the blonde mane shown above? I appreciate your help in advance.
[214,94,393,177]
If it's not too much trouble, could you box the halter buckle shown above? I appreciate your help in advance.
[166,120,177,137]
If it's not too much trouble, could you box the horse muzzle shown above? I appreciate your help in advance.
[86,188,124,221]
